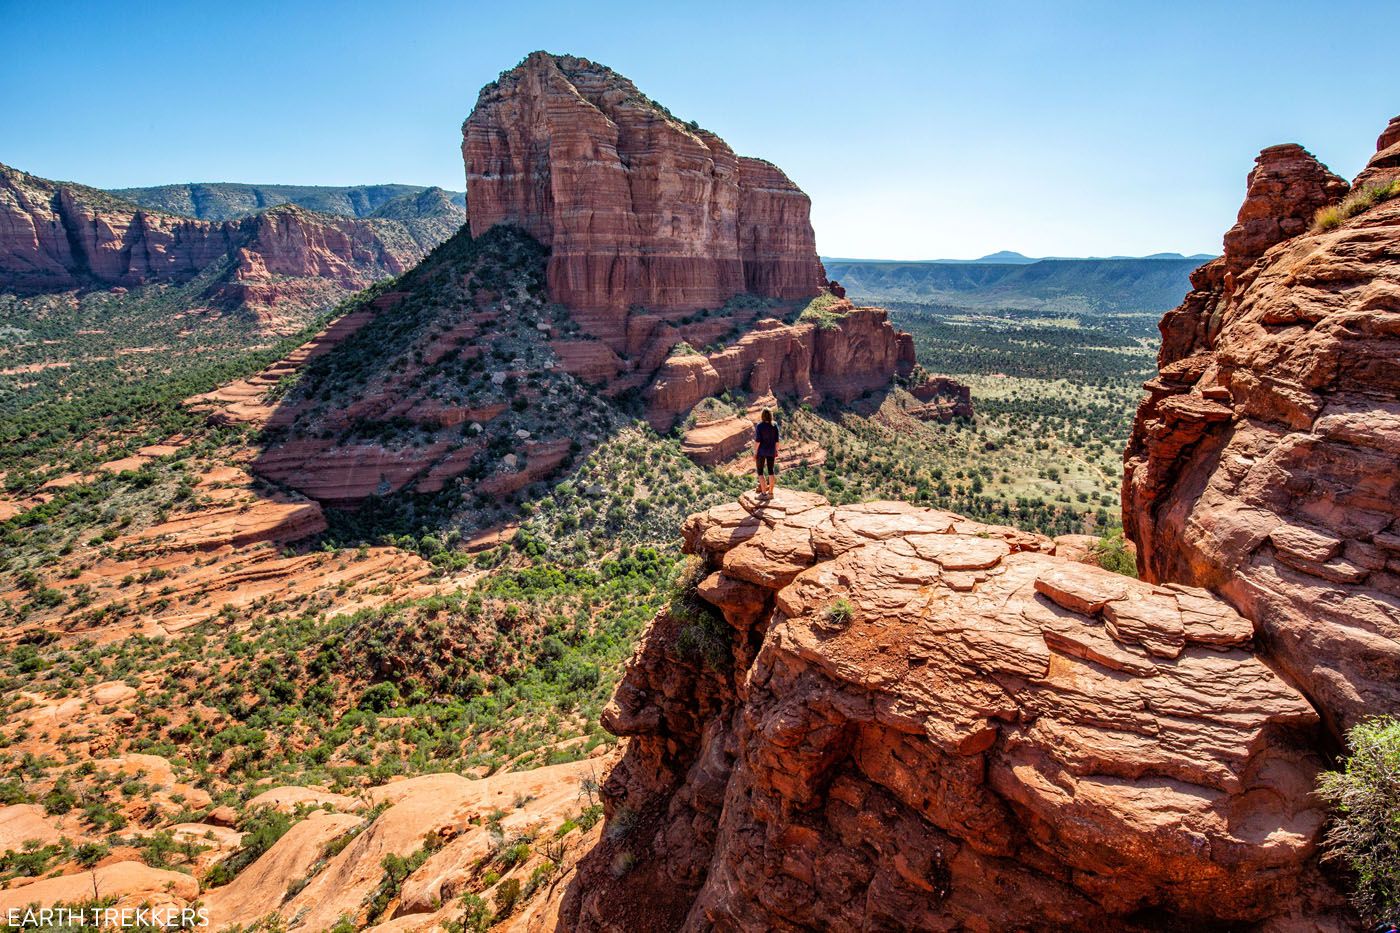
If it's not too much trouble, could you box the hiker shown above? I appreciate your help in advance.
[754,409,779,497]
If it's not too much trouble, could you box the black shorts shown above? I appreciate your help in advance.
[756,455,776,476]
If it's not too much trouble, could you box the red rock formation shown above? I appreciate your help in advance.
[906,373,973,421]
[1157,144,1347,367]
[681,415,756,467]
[1352,114,1400,188]
[561,491,1345,930]
[644,302,911,429]
[0,163,453,324]
[1125,119,1400,739]
[462,52,824,328]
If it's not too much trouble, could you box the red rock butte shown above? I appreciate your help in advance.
[462,51,825,328]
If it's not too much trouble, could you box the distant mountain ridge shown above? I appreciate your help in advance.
[109,181,466,221]
[824,254,1211,313]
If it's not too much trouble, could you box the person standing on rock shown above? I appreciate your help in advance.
[754,409,779,497]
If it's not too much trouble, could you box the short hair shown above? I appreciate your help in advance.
[761,409,773,424]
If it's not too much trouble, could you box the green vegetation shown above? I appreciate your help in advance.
[1318,716,1400,925]
[824,257,1202,314]
[0,276,395,484]
[1092,532,1138,577]
[797,292,849,329]
[1314,178,1400,232]
[205,807,293,886]
[109,181,463,222]
[824,599,854,627]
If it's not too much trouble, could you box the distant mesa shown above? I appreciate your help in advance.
[821,250,1217,265]
[824,253,1211,312]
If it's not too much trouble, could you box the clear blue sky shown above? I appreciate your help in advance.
[2,0,1393,259]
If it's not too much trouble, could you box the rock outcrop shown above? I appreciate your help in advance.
[462,52,824,327]
[1125,118,1400,740]
[0,163,461,327]
[905,373,973,421]
[1352,114,1400,188]
[561,491,1344,930]
[644,302,915,430]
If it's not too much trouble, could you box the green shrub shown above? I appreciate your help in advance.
[205,806,292,886]
[1092,532,1138,577]
[1318,715,1400,925]
[1314,179,1400,232]
[359,681,401,712]
[494,877,522,917]
[823,598,854,627]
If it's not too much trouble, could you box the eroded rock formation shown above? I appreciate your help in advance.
[0,163,460,326]
[644,302,916,430]
[462,52,824,326]
[1125,118,1400,740]
[905,373,973,421]
[561,491,1344,930]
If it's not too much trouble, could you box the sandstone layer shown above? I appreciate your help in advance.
[0,163,461,326]
[462,52,824,325]
[644,302,916,430]
[1125,118,1400,739]
[1,454,443,645]
[561,491,1344,930]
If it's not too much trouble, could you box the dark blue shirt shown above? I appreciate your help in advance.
[754,421,779,458]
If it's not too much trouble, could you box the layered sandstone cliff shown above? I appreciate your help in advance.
[644,301,917,430]
[462,52,825,328]
[560,491,1345,929]
[1124,117,1400,740]
[0,163,460,323]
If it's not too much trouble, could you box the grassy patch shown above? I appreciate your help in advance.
[1314,179,1400,232]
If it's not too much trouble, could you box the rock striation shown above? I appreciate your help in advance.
[462,52,824,326]
[644,301,916,430]
[0,163,461,326]
[1125,118,1400,740]
[561,491,1344,930]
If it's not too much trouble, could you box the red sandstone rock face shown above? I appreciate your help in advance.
[561,491,1345,930]
[1220,144,1348,280]
[1125,120,1400,740]
[681,415,756,467]
[0,164,451,324]
[1157,143,1348,371]
[462,52,823,325]
[644,302,912,430]
[1353,114,1400,188]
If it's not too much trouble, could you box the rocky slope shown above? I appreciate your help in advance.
[462,52,825,329]
[0,163,463,328]
[1124,117,1400,740]
[558,490,1345,929]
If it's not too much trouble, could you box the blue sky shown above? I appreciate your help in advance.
[2,0,1393,259]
